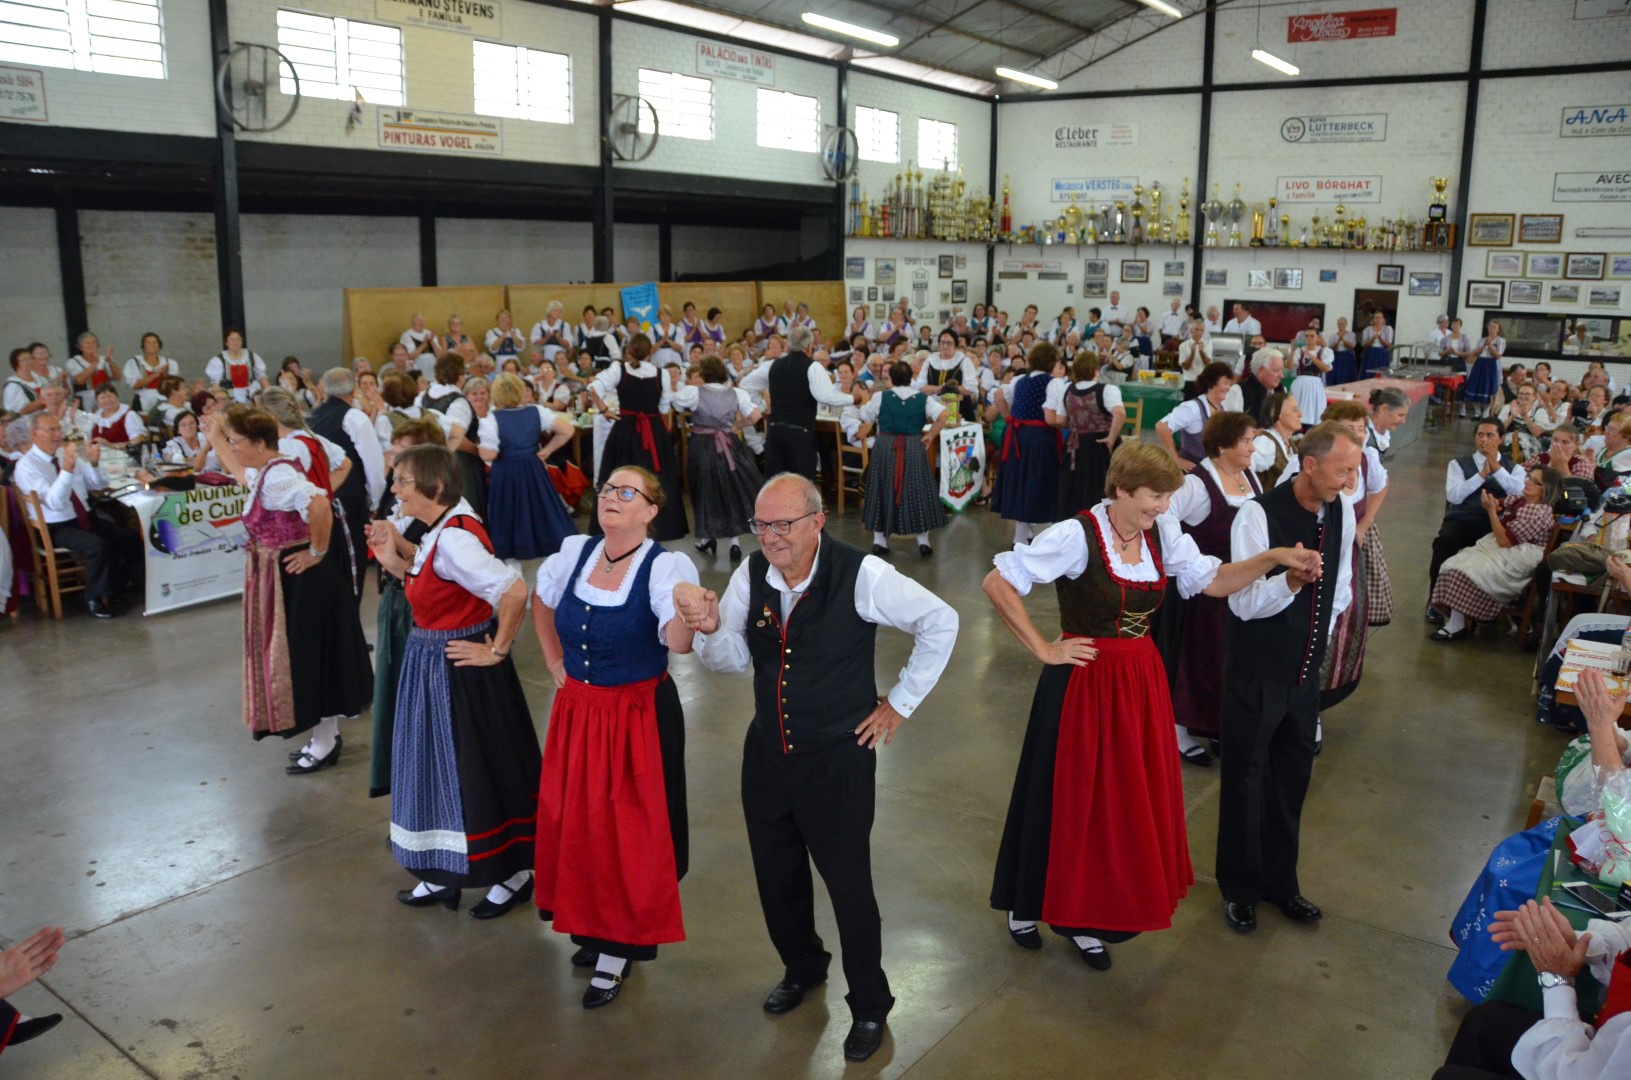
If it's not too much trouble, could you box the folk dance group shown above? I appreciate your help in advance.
[216,332,1391,1065]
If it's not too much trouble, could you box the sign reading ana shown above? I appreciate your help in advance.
[1051,176,1139,202]
[1553,170,1631,202]
[376,0,500,33]
[1276,175,1384,204]
[1562,105,1631,138]
[1053,123,1138,149]
[1287,8,1398,41]
[695,41,775,85]
[1281,113,1387,144]
[0,64,46,123]
[379,110,502,155]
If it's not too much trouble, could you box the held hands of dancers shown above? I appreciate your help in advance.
[1279,542,1324,592]
[673,582,720,635]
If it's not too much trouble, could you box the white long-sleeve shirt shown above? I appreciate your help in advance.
[13,445,107,525]
[993,504,1221,601]
[1227,496,1355,630]
[1511,916,1631,1080]
[338,403,388,508]
[693,539,959,718]
[1446,453,1526,504]
[738,356,854,411]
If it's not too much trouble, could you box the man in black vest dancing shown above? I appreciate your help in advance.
[1217,422,1359,934]
[308,368,387,603]
[739,325,856,481]
[1424,419,1525,623]
[677,473,958,1063]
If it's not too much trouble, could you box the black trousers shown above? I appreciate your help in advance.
[1216,671,1319,906]
[336,493,369,605]
[764,422,818,482]
[741,723,894,1023]
[1430,515,1493,588]
[1431,1000,1538,1079]
[48,514,143,601]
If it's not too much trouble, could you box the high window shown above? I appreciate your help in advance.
[917,117,957,170]
[0,0,165,79]
[756,87,819,152]
[276,10,403,106]
[637,67,712,141]
[473,40,571,125]
[855,105,899,163]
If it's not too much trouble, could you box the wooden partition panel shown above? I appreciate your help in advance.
[505,284,631,333]
[757,281,847,347]
[343,286,506,366]
[506,281,761,345]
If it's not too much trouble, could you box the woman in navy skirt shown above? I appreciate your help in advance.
[478,372,579,563]
[993,342,1065,545]
[1463,320,1507,419]
[1328,317,1359,385]
[1360,311,1393,376]
[588,335,688,541]
[860,359,950,557]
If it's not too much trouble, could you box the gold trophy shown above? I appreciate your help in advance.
[1332,202,1347,247]
[1176,178,1192,245]
[1112,199,1128,243]
[1063,193,1086,243]
[1429,176,1450,222]
[1264,197,1281,246]
[1249,203,1266,247]
[1130,184,1146,244]
[1310,211,1323,248]
[1280,213,1293,248]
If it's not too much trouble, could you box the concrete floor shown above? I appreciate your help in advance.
[0,418,1562,1079]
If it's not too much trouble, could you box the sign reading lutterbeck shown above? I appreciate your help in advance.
[1287,8,1397,42]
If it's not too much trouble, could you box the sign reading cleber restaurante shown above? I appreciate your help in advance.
[1287,8,1398,42]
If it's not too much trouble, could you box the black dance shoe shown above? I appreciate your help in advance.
[1007,923,1042,951]
[871,544,890,556]
[1425,603,1444,625]
[1180,745,1214,767]
[470,877,534,920]
[87,599,115,619]
[1271,895,1323,923]
[582,972,624,1009]
[1073,938,1112,971]
[286,737,342,775]
[694,539,717,555]
[11,1014,63,1045]
[1431,625,1471,642]
[570,946,598,968]
[729,542,743,563]
[763,977,822,1014]
[842,1020,886,1062]
[396,885,461,911]
[1224,902,1257,932]
[919,544,933,558]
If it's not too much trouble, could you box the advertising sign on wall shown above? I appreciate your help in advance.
[1561,105,1631,138]
[1574,0,1631,19]
[376,0,501,34]
[1275,175,1384,204]
[1287,8,1397,41]
[1053,123,1138,149]
[128,485,250,615]
[0,64,46,123]
[1051,177,1139,203]
[378,110,502,155]
[695,41,776,85]
[1280,113,1387,144]
[1553,170,1631,202]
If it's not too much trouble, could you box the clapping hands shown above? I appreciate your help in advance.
[673,581,720,634]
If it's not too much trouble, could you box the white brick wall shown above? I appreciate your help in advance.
[242,212,420,365]
[0,208,67,353]
[1484,0,1631,69]
[672,224,802,275]
[1212,1,1475,84]
[1054,12,1208,94]
[845,238,989,327]
[81,210,222,378]
[848,70,992,213]
[437,218,594,286]
[614,223,660,281]
[612,19,835,185]
[228,0,600,165]
[0,0,215,137]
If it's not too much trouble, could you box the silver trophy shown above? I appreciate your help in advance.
[1226,182,1246,248]
[1202,183,1224,248]
[1096,204,1113,244]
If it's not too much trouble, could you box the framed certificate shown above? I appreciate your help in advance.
[1467,214,1515,247]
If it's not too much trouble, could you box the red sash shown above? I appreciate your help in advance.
[1001,417,1055,462]
[293,433,333,495]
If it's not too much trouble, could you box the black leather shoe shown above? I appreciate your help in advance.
[763,977,822,1014]
[919,544,932,558]
[729,543,743,564]
[582,972,624,1009]
[1431,625,1471,642]
[87,599,115,619]
[1271,895,1323,923]
[286,736,342,775]
[397,885,460,911]
[1425,603,1444,625]
[470,876,533,920]
[694,539,717,555]
[570,946,598,968]
[11,1013,63,1045]
[843,1020,886,1062]
[1180,745,1214,767]
[1073,938,1112,970]
[871,544,890,556]
[1007,923,1042,950]
[1224,902,1257,932]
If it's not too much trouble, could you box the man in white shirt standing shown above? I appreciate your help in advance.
[309,368,388,595]
[675,473,958,1065]
[1176,322,1212,399]
[1224,303,1262,338]
[739,325,854,480]
[1157,299,1189,350]
[1101,292,1129,338]
[12,413,144,617]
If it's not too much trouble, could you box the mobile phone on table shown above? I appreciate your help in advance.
[1558,882,1631,919]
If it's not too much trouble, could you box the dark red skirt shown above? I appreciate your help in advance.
[1171,592,1228,737]
[991,635,1193,934]
[534,674,685,951]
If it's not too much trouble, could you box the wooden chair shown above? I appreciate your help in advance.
[835,425,869,513]
[1121,399,1144,439]
[1516,521,1575,648]
[19,491,87,619]
[0,487,15,619]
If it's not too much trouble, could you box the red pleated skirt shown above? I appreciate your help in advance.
[534,675,684,947]
[1043,635,1194,932]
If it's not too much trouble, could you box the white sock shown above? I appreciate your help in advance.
[1174,724,1203,752]
[915,532,930,547]
[1072,935,1105,953]
[591,954,628,990]
[1315,717,1323,743]
[1014,522,1033,544]
[1007,911,1036,932]
[409,880,446,898]
[302,715,340,760]
[873,531,888,547]
[1445,610,1468,633]
[729,538,741,551]
[485,869,531,906]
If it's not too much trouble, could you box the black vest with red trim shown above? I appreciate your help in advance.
[745,536,877,754]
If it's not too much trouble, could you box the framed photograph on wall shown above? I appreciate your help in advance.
[1526,253,1564,278]
[1507,280,1542,305]
[1274,268,1303,290]
[1518,214,1564,244]
[955,254,967,269]
[1589,286,1624,307]
[1408,271,1443,296]
[1163,260,1186,277]
[1377,264,1405,285]
[1465,279,1505,308]
[1247,269,1273,290]
[875,258,896,285]
[1485,251,1524,277]
[1121,260,1150,283]
[1549,284,1580,304]
[938,254,954,278]
[1319,269,1338,283]
[1162,281,1185,297]
[1203,268,1228,286]
[882,286,895,302]
[1467,214,1515,247]
[845,257,866,279]
[1084,258,1109,278]
[866,286,879,302]
[872,303,888,320]
[951,279,967,303]
[1083,279,1108,299]
[1567,253,1607,280]
[849,287,864,302]
[1609,255,1631,279]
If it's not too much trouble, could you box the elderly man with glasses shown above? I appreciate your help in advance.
[674,472,959,1064]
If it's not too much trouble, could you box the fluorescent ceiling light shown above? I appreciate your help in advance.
[1136,0,1184,17]
[801,12,899,48]
[995,66,1058,90]
[1251,48,1300,76]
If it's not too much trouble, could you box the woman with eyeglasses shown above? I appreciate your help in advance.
[587,335,689,541]
[531,466,701,1009]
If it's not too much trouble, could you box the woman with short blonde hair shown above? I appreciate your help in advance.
[477,372,579,563]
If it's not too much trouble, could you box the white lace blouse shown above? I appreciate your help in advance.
[993,502,1220,601]
[534,535,700,644]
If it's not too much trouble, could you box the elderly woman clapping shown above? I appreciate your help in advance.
[1429,466,1563,641]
